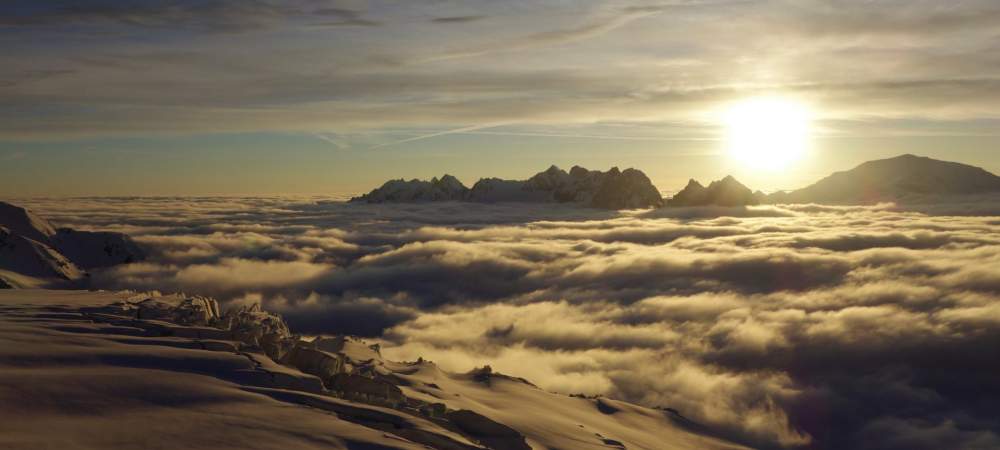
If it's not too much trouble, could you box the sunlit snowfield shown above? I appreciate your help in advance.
[17,196,1000,449]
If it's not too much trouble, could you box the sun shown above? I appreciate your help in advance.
[724,97,812,170]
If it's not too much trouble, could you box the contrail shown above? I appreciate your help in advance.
[416,12,653,63]
[367,122,511,150]
[310,132,348,149]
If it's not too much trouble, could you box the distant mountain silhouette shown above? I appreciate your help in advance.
[352,154,1000,209]
[348,175,469,203]
[667,175,758,207]
[352,165,663,209]
[0,201,144,287]
[769,154,1000,204]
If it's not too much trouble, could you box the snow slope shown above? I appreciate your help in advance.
[0,227,84,281]
[396,364,746,450]
[0,289,745,450]
[0,201,57,243]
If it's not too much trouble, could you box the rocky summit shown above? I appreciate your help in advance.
[351,154,1000,209]
[353,165,663,209]
[667,175,758,207]
[349,174,469,203]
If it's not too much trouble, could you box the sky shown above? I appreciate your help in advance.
[1,0,999,196]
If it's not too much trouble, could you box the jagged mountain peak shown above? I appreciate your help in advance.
[569,165,589,177]
[684,179,704,189]
[350,174,470,203]
[668,175,758,207]
[355,165,662,209]
[352,154,1000,209]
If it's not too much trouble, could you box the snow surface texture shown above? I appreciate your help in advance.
[0,289,743,450]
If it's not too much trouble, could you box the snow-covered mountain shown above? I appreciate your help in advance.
[0,289,746,450]
[667,176,759,207]
[770,154,1000,204]
[51,228,147,269]
[0,226,84,282]
[0,201,144,287]
[353,165,664,209]
[0,201,58,244]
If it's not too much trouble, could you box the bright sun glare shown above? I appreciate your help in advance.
[724,97,812,170]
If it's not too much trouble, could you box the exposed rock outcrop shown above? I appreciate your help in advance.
[135,297,220,326]
[121,298,412,408]
[281,339,347,383]
[590,167,665,209]
[221,303,295,361]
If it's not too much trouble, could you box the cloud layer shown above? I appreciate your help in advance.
[14,196,1000,449]
[2,0,1000,140]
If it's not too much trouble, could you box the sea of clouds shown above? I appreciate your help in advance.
[17,196,1000,450]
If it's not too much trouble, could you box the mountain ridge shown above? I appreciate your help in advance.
[0,201,145,287]
[767,154,1000,204]
[352,155,1000,209]
[352,165,664,209]
[668,175,759,207]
